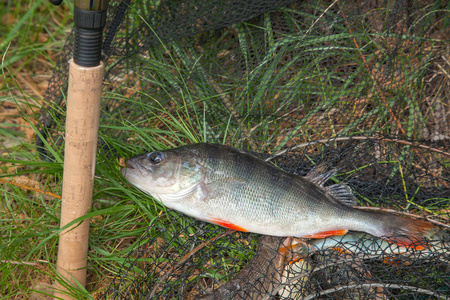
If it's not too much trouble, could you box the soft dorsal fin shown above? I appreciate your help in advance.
[304,163,357,206]
[325,184,357,206]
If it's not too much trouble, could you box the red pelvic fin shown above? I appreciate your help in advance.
[210,218,248,232]
[303,229,348,239]
[383,236,427,251]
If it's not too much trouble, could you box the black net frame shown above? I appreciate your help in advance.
[38,0,449,298]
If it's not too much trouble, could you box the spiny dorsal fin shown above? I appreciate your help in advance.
[304,163,337,187]
[325,184,357,206]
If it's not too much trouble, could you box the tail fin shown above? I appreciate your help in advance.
[381,216,439,250]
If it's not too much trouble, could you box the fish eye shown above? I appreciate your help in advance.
[148,152,164,164]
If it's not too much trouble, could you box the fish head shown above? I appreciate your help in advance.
[121,147,204,203]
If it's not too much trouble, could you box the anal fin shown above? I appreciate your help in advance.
[303,229,348,239]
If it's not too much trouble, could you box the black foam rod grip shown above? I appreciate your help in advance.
[75,0,109,11]
[49,0,64,5]
[73,7,107,67]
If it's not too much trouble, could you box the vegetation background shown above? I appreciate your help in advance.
[1,0,449,299]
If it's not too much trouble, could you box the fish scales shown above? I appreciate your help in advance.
[188,144,350,235]
[122,143,440,247]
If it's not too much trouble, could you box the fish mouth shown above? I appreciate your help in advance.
[121,160,146,177]
[125,160,136,169]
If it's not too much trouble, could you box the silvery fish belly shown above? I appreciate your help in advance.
[121,143,438,248]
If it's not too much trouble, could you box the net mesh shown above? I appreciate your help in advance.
[103,213,450,299]
[38,0,449,298]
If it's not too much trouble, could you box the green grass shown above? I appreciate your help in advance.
[0,1,73,298]
[1,0,449,298]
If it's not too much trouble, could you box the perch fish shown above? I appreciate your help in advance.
[121,143,439,249]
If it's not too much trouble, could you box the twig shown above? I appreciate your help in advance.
[15,72,44,99]
[436,55,450,80]
[265,136,450,161]
[442,55,450,67]
[148,229,234,299]
[0,177,61,199]
[1,259,48,266]
[206,75,258,151]
[302,283,449,300]
[355,206,450,229]
[436,63,450,80]
[337,2,408,137]
[249,102,301,134]
[339,2,449,190]
[301,0,339,40]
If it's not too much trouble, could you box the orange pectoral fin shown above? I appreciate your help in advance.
[303,229,348,239]
[210,218,248,232]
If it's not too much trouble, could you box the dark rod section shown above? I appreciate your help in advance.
[73,3,109,67]
[49,0,64,5]
[76,0,109,11]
